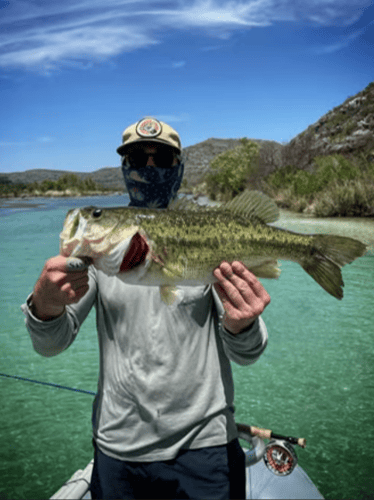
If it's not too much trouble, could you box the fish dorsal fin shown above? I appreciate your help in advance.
[224,190,279,223]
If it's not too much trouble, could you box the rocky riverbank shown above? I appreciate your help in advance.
[0,189,123,199]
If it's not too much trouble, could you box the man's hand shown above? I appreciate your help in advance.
[213,261,270,334]
[31,256,91,320]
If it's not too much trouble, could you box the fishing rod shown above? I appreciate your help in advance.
[0,372,96,396]
[1,374,306,449]
[237,423,306,448]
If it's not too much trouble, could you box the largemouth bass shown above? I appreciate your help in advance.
[59,190,366,301]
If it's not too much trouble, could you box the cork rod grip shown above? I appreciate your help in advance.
[237,423,307,448]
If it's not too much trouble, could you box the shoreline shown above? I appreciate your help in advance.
[1,191,372,218]
[0,191,124,208]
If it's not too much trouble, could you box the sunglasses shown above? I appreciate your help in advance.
[127,147,176,168]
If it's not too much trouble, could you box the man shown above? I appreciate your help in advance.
[22,117,270,499]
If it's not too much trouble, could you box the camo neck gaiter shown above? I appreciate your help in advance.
[121,158,184,209]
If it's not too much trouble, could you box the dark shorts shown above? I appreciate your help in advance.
[90,439,246,499]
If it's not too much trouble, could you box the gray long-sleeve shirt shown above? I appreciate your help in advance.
[21,266,268,462]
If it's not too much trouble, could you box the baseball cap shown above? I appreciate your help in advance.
[117,117,182,155]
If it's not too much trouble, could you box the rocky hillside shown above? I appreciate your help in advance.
[282,81,374,170]
[86,167,125,190]
[183,138,283,187]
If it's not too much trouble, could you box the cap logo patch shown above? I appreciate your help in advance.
[136,118,162,138]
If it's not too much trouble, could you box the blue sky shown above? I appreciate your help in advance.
[0,0,373,173]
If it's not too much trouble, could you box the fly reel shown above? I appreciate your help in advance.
[264,439,298,476]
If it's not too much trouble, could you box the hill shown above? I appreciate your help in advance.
[183,138,283,187]
[282,81,374,170]
[0,167,126,191]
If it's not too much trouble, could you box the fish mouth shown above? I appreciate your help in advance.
[60,209,87,257]
[120,232,149,271]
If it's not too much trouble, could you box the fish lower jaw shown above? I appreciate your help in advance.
[92,232,150,276]
[94,237,134,276]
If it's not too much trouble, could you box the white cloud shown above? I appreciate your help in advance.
[0,0,371,72]
[158,0,271,28]
[312,20,373,54]
[0,23,157,70]
[313,33,360,54]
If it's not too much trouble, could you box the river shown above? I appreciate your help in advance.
[0,195,373,499]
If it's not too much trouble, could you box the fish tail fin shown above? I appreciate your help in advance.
[301,235,367,299]
[301,255,345,299]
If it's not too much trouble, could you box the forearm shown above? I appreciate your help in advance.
[21,268,97,357]
[21,295,80,357]
[29,294,66,321]
[220,316,268,365]
[212,286,268,365]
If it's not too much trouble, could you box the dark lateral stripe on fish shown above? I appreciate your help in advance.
[120,232,149,272]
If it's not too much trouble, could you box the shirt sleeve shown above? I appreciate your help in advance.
[211,286,268,366]
[20,267,97,357]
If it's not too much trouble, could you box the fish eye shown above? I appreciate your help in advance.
[92,208,102,219]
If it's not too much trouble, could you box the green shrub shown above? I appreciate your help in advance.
[83,177,99,191]
[313,155,361,190]
[292,169,316,196]
[262,153,373,216]
[40,179,55,192]
[205,138,259,201]
[313,179,374,217]
[264,164,299,190]
[0,173,106,198]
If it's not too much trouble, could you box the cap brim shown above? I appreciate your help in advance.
[117,137,181,155]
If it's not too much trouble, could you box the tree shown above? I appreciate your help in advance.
[0,175,11,185]
[40,179,56,192]
[205,139,260,201]
[83,177,98,191]
[56,173,80,191]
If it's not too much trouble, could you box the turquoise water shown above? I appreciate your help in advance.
[0,196,373,500]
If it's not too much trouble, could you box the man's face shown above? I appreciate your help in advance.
[121,140,184,208]
[125,143,178,169]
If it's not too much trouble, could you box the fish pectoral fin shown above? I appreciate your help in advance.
[247,260,281,279]
[159,285,179,305]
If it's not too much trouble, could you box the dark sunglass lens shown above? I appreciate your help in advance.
[128,149,174,168]
[154,150,174,167]
[127,151,146,167]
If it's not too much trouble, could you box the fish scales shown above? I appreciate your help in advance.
[59,190,367,300]
[140,213,312,265]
